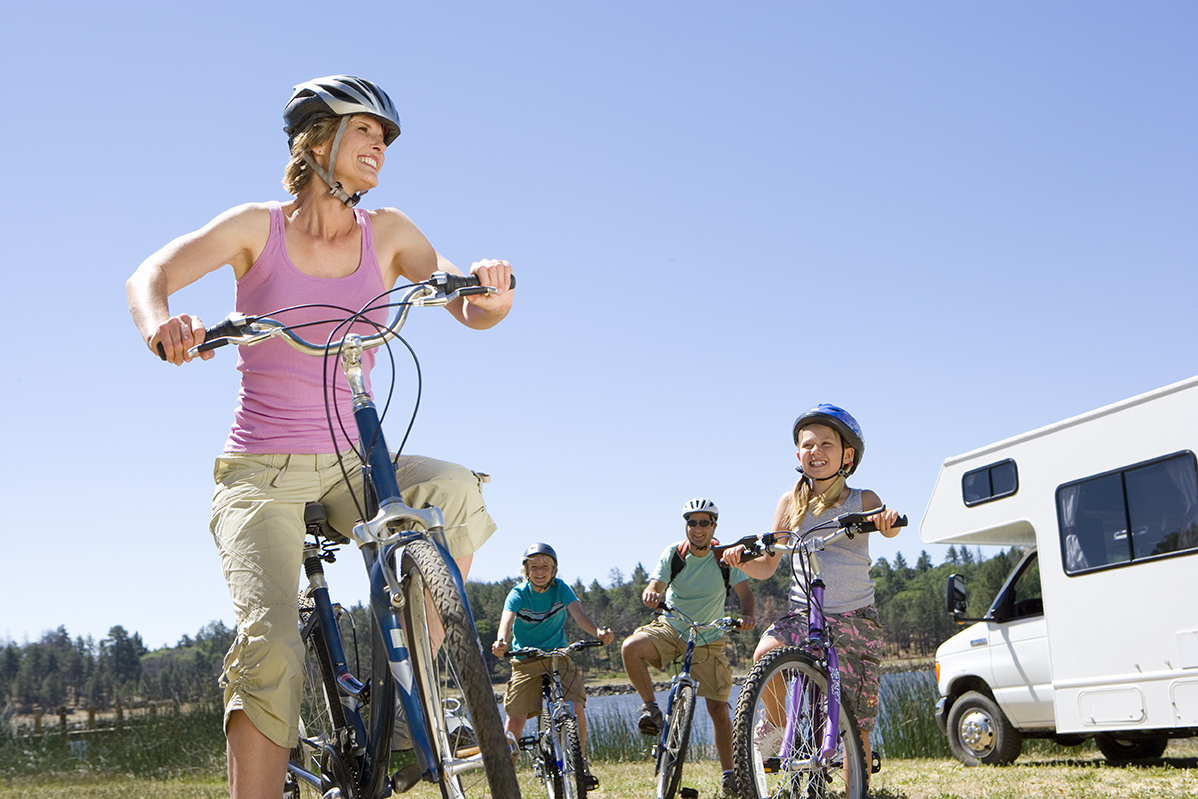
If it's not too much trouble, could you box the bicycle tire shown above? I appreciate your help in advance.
[562,714,588,799]
[401,539,522,799]
[538,708,565,799]
[655,682,696,799]
[289,599,352,799]
[732,646,867,799]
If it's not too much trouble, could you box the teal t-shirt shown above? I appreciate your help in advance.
[504,578,578,651]
[651,544,748,646]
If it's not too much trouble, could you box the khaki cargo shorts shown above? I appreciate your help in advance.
[210,449,496,749]
[636,618,733,702]
[504,654,587,717]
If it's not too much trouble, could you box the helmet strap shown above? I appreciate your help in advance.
[302,116,366,208]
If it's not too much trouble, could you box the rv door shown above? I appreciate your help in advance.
[987,550,1054,727]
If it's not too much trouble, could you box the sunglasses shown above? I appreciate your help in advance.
[686,519,714,528]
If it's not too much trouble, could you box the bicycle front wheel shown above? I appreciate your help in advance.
[655,683,695,799]
[401,539,521,799]
[537,710,565,799]
[732,647,867,799]
[560,715,587,799]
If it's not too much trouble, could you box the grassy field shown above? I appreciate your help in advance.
[2,744,1197,799]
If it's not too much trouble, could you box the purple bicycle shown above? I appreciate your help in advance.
[726,509,907,799]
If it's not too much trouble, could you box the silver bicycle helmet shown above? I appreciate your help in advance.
[682,498,719,521]
[792,403,865,476]
[283,75,401,207]
[284,75,401,146]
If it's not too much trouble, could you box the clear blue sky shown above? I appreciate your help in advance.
[2,0,1195,649]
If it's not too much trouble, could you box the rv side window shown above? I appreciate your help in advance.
[962,459,1019,506]
[1057,451,1198,575]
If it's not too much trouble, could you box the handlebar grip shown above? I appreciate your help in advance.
[855,515,909,533]
[155,315,248,361]
[433,272,517,294]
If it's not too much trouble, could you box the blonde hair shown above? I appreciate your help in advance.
[782,474,847,530]
[281,115,343,195]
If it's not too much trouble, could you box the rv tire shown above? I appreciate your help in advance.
[946,691,1022,767]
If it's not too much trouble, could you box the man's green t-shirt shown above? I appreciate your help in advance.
[651,544,748,646]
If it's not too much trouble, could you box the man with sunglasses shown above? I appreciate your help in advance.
[620,498,757,798]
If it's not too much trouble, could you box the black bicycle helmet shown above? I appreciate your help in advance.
[284,75,401,146]
[792,404,865,475]
[523,543,558,563]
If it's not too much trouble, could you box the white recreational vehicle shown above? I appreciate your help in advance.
[921,376,1198,765]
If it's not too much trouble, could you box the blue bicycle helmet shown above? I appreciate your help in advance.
[792,404,865,475]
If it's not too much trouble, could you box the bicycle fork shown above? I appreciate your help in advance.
[779,576,842,767]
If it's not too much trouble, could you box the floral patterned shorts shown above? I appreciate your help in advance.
[763,605,883,732]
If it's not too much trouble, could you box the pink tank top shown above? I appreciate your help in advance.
[224,202,388,454]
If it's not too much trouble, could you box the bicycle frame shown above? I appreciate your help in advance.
[193,276,506,796]
[289,340,482,794]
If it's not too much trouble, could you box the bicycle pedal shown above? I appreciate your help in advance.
[680,789,698,799]
[583,773,600,790]
[871,750,882,774]
[761,756,781,773]
[518,735,539,750]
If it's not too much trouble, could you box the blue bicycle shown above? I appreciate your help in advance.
[188,272,520,799]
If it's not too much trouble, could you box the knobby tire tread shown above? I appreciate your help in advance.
[403,539,521,798]
[732,646,867,799]
[563,715,587,799]
[657,683,695,799]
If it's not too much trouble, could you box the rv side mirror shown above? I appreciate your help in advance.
[947,573,969,618]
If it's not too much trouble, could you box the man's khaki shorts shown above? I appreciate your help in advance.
[211,450,496,749]
[503,654,587,717]
[635,618,733,702]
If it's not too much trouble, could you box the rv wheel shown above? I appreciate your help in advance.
[946,691,1023,766]
[1095,732,1167,762]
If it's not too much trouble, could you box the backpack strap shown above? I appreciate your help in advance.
[668,540,732,597]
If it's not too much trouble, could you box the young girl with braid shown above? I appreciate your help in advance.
[725,404,902,774]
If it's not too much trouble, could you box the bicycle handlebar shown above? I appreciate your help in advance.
[156,271,515,360]
[654,602,741,632]
[502,640,604,660]
[722,508,909,564]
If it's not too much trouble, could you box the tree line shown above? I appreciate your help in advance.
[1,546,1021,713]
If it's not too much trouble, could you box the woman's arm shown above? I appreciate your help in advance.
[373,208,513,330]
[126,203,269,364]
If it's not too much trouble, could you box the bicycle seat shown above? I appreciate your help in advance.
[305,502,350,544]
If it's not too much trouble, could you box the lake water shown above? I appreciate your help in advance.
[520,671,931,757]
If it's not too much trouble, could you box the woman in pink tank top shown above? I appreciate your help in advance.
[126,76,514,799]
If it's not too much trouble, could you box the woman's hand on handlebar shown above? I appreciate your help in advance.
[642,586,664,610]
[596,626,615,646]
[491,637,509,657]
[737,614,757,632]
[152,314,214,365]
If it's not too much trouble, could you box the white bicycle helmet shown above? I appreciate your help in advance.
[283,75,401,207]
[682,498,719,521]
